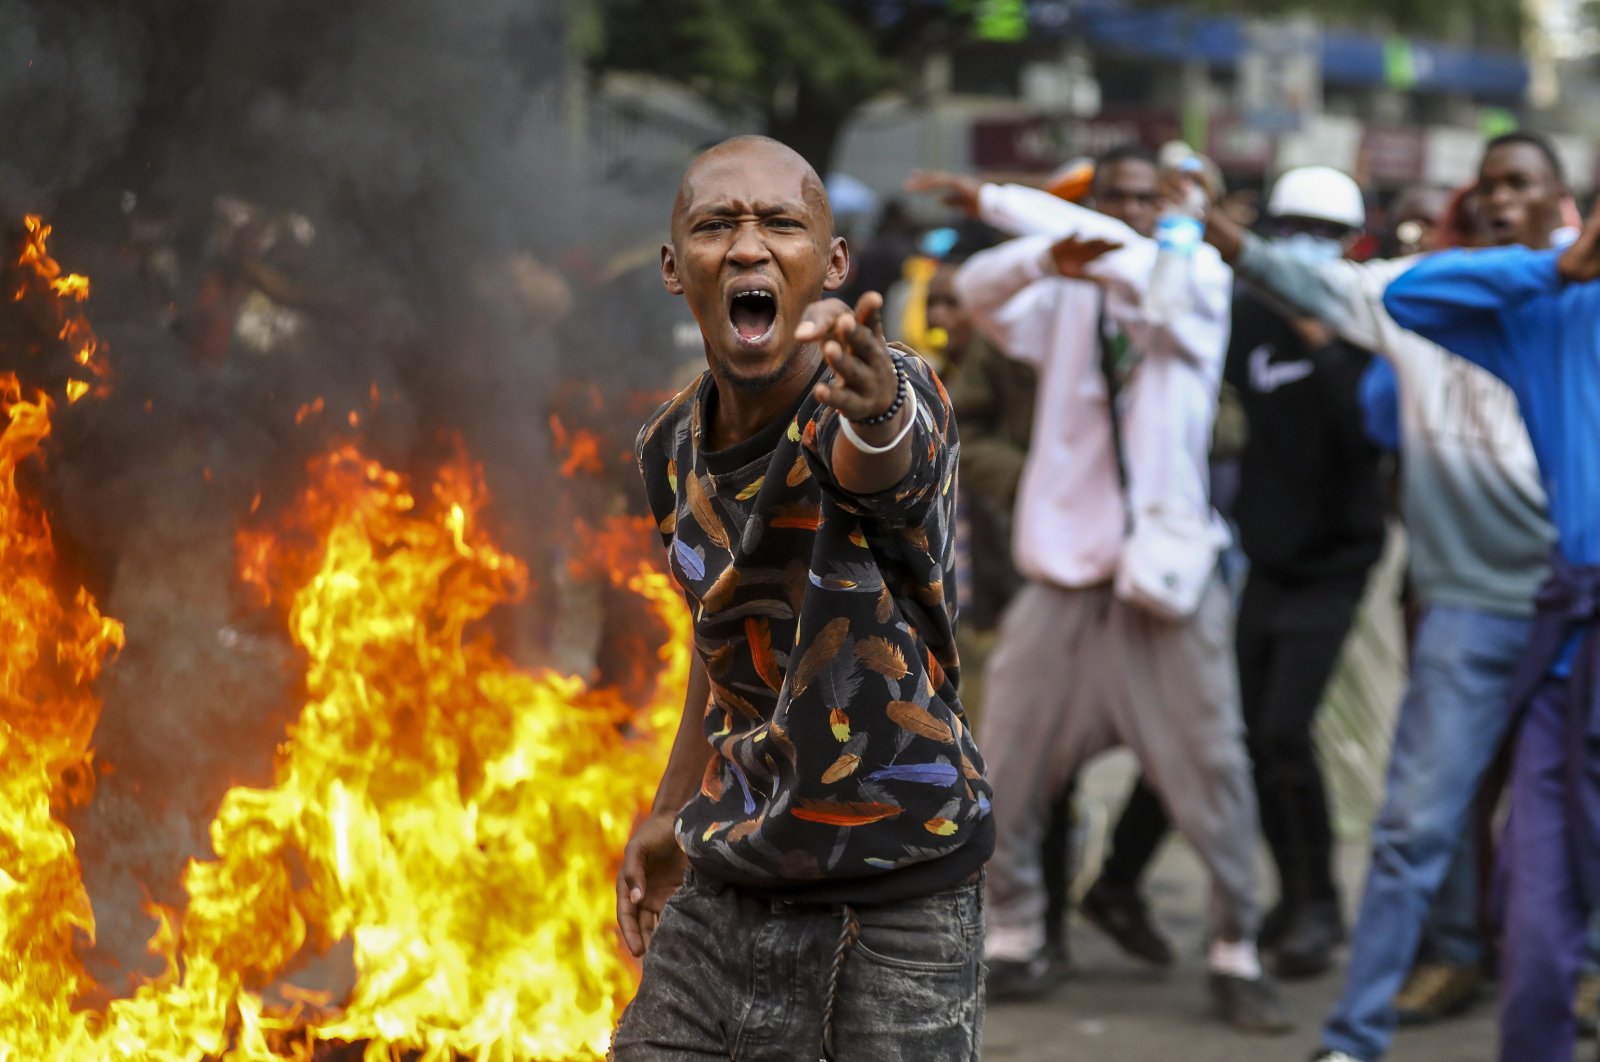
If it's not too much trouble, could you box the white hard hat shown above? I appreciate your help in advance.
[1267,166,1366,230]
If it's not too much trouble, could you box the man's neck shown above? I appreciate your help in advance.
[706,347,821,451]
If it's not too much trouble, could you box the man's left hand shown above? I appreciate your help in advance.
[797,291,900,424]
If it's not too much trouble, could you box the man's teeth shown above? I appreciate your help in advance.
[735,290,773,300]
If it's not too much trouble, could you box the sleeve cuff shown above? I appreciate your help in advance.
[1235,233,1270,280]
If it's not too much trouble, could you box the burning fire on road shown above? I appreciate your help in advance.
[1,219,688,1060]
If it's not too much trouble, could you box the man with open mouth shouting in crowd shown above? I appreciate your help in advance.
[1383,190,1600,1062]
[611,135,992,1061]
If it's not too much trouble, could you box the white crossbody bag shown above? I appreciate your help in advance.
[1096,305,1221,622]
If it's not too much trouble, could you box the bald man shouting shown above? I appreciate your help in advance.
[611,136,992,1061]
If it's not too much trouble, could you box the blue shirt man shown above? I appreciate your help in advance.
[1384,201,1600,1062]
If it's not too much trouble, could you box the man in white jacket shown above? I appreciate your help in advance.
[912,147,1287,1031]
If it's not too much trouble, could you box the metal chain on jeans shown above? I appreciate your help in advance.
[819,904,860,1061]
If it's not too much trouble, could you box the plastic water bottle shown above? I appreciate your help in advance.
[1144,156,1207,326]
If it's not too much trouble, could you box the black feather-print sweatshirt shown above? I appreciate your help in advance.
[635,350,993,904]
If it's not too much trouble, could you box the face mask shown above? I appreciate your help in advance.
[1274,232,1345,263]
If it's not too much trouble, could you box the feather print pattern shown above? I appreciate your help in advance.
[792,799,904,826]
[821,752,862,784]
[770,501,822,531]
[790,617,850,697]
[746,617,782,691]
[686,471,731,551]
[887,700,954,743]
[786,451,812,487]
[631,358,990,888]
[857,636,910,679]
[700,566,741,613]
[673,538,705,582]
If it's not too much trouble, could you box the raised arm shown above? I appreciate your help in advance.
[797,292,918,496]
[951,236,1060,367]
[977,182,1138,243]
[903,170,1136,242]
[1381,247,1563,377]
[795,299,960,527]
[1239,239,1411,357]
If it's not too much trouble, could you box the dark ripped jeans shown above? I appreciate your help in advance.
[610,871,985,1061]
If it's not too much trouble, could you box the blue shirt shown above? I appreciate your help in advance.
[1384,248,1600,569]
[1357,356,1401,453]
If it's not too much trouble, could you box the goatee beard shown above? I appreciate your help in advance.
[726,356,797,393]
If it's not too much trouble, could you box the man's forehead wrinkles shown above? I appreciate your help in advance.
[691,198,810,218]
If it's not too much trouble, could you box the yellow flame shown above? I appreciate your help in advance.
[0,372,126,1056]
[16,215,109,401]
[3,214,687,1060]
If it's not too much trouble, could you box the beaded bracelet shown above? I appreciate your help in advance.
[852,352,908,427]
[841,385,920,454]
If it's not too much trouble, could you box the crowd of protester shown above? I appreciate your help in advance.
[611,129,1600,1062]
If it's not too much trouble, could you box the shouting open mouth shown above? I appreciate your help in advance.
[728,286,777,349]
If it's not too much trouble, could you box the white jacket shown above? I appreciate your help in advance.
[954,183,1232,589]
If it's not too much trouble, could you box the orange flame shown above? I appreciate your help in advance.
[294,397,325,426]
[550,415,605,479]
[1,216,690,1059]
[16,215,109,403]
[0,246,125,1052]
[207,447,683,1059]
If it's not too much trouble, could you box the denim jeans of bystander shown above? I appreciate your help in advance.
[1321,605,1531,1061]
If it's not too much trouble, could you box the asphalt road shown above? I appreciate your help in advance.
[981,751,1503,1062]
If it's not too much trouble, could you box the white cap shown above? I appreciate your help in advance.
[1266,166,1366,229]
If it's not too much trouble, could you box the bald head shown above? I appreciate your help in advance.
[659,134,850,395]
[672,136,833,242]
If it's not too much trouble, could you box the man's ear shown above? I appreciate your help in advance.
[661,243,684,296]
[823,236,850,292]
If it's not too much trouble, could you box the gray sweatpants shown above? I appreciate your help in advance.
[979,574,1261,959]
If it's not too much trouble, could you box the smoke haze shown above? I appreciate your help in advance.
[1,0,689,993]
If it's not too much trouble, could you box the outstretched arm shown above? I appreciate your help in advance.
[904,170,1136,243]
[797,292,916,495]
[1380,248,1563,378]
[952,236,1061,366]
[1211,205,1410,357]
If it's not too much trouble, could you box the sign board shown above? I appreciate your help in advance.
[971,110,1182,171]
[1238,18,1322,135]
[1358,127,1427,185]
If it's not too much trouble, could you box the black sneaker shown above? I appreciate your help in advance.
[1044,920,1074,979]
[1208,971,1293,1034]
[1258,901,1293,950]
[1080,878,1175,967]
[1272,900,1344,980]
[986,952,1058,1002]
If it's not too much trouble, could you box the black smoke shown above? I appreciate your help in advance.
[1,0,688,996]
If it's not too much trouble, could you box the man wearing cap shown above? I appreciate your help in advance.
[1201,148,1564,1061]
[1221,166,1388,980]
